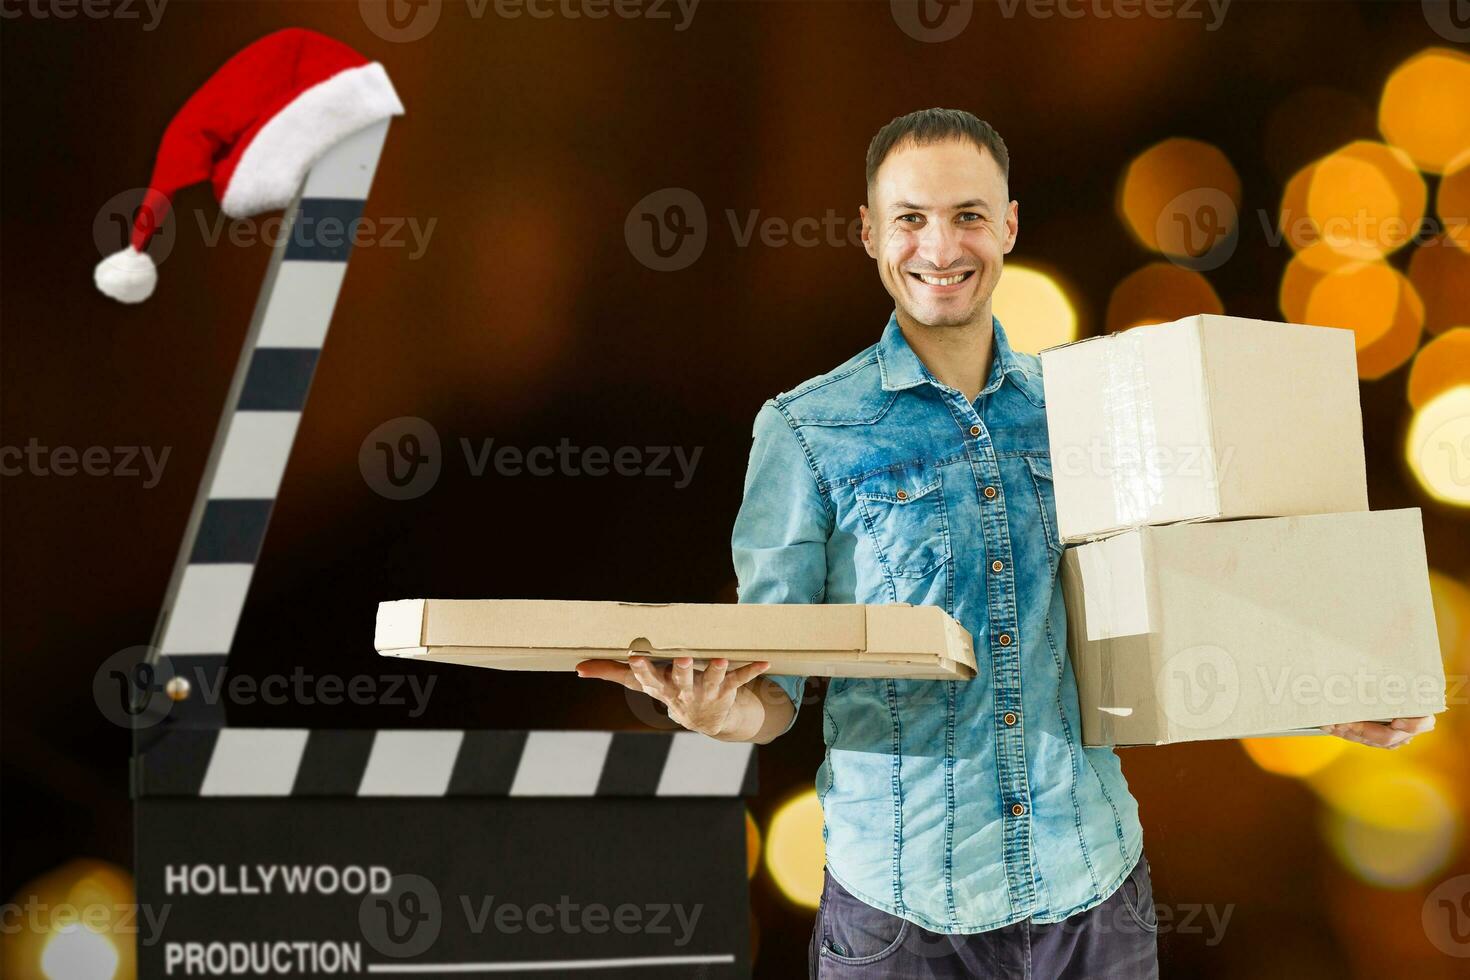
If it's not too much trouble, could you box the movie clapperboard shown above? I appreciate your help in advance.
[130,106,757,978]
[134,728,755,977]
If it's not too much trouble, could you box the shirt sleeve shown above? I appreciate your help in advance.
[731,400,833,736]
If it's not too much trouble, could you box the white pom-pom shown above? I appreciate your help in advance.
[95,247,158,304]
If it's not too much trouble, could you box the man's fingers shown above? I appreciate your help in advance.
[1328,722,1412,749]
[627,655,669,698]
[701,658,730,692]
[724,661,771,691]
[1390,715,1435,734]
[574,660,642,692]
[671,656,696,694]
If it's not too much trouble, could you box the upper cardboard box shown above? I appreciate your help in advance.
[1039,314,1369,543]
[376,599,977,680]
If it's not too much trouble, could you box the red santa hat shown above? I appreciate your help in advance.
[95,28,404,303]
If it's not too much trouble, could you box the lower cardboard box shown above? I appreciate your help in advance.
[376,599,977,680]
[1061,508,1448,746]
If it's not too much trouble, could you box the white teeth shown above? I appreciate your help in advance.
[917,272,969,286]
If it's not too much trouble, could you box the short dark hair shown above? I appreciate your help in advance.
[865,108,1010,191]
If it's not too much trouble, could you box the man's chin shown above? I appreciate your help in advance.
[899,300,984,330]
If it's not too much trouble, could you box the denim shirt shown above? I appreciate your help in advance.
[731,312,1144,934]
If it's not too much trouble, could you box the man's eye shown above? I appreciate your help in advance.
[898,214,923,224]
[958,213,983,223]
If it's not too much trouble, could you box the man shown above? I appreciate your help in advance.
[577,109,1434,978]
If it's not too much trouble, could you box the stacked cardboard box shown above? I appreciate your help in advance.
[1041,314,1446,746]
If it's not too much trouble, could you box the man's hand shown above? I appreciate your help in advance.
[1320,715,1435,749]
[575,655,772,739]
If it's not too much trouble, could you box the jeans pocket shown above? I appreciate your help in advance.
[817,869,911,968]
[1119,854,1159,933]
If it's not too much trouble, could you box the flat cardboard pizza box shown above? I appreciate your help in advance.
[1061,508,1446,747]
[1040,314,1369,544]
[376,600,977,680]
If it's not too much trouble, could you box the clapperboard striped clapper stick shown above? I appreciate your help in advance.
[135,729,757,976]
[93,30,404,725]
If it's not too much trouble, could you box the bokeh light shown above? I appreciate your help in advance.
[1241,734,1347,778]
[1301,260,1423,377]
[1378,47,1470,175]
[1305,141,1425,261]
[1405,385,1470,508]
[745,808,762,880]
[1408,329,1470,409]
[1318,768,1460,887]
[0,859,136,980]
[991,265,1078,354]
[1278,247,1354,323]
[1439,158,1470,252]
[763,788,824,909]
[1118,138,1241,261]
[1105,262,1222,332]
[1407,237,1470,336]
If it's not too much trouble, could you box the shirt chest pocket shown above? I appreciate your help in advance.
[854,463,952,579]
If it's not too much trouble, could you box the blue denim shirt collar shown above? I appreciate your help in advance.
[875,310,1042,402]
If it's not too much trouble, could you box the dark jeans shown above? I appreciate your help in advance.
[808,855,1160,979]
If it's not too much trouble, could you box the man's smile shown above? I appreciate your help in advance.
[908,269,976,291]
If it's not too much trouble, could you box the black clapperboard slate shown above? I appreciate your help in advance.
[126,52,756,980]
[134,727,755,978]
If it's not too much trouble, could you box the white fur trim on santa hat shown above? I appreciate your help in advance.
[95,247,158,303]
[219,62,404,218]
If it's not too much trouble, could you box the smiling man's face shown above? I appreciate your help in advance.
[862,138,1018,330]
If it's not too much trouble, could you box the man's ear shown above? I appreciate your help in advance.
[1002,199,1019,255]
[860,204,878,259]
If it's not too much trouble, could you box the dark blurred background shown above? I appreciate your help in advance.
[4,1,1470,977]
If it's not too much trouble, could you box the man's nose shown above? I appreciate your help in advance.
[916,220,964,270]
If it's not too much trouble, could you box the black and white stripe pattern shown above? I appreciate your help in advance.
[134,729,759,798]
[149,122,391,713]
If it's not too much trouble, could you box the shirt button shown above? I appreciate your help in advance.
[1012,803,1026,817]
[895,489,908,501]
[991,559,1004,572]
[998,633,1012,646]
[969,425,981,437]
[984,486,997,499]
[1003,711,1018,726]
